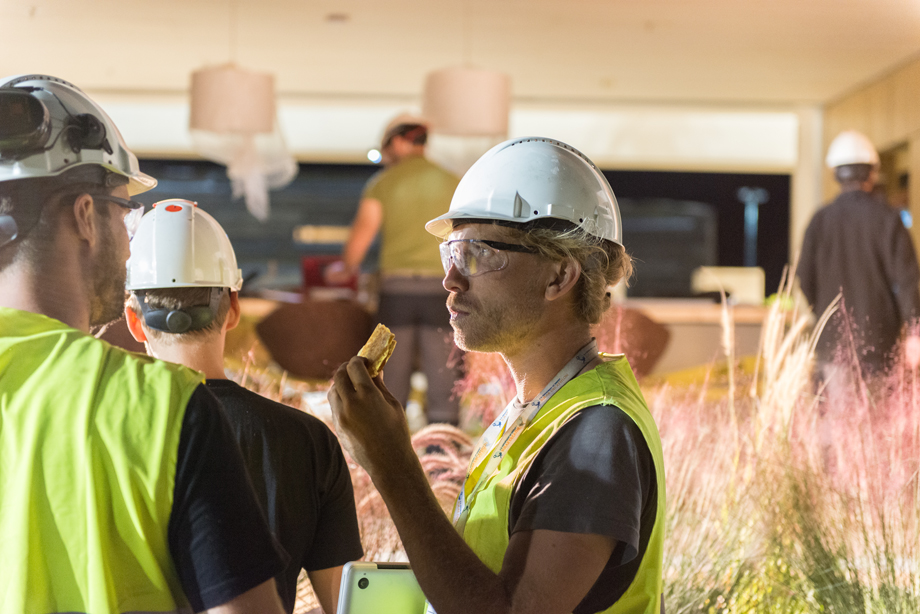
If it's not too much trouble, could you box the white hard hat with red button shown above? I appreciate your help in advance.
[126,199,243,334]
[127,199,243,291]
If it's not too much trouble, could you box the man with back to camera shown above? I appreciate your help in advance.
[0,75,286,613]
[328,137,667,614]
[123,200,364,614]
[326,114,464,425]
[798,129,920,379]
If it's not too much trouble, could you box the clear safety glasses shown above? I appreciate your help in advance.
[90,194,145,239]
[438,239,539,277]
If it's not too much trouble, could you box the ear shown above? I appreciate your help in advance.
[124,303,148,342]
[224,291,241,332]
[545,257,582,302]
[71,193,99,247]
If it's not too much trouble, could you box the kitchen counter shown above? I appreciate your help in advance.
[624,299,772,374]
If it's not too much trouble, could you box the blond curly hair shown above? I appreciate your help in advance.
[506,224,633,325]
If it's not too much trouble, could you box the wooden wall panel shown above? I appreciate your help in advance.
[824,56,920,201]
[909,134,920,254]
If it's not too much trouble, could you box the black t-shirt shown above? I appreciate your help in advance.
[205,379,364,614]
[509,404,658,614]
[168,385,287,611]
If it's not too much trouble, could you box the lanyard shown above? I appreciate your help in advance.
[452,339,599,534]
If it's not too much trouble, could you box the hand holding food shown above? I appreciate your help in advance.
[329,325,411,478]
[358,324,397,377]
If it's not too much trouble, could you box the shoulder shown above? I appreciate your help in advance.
[524,403,654,487]
[552,404,649,455]
[419,157,461,183]
[204,379,335,435]
[808,200,840,226]
[78,336,203,416]
[362,168,388,196]
[66,325,203,385]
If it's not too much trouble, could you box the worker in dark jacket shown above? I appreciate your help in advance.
[798,130,920,376]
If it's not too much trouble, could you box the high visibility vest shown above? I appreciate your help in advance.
[460,357,666,613]
[0,307,203,613]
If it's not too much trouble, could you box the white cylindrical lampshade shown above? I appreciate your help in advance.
[190,64,275,134]
[422,67,511,136]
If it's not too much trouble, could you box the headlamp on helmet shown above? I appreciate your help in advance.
[0,90,51,153]
[0,74,156,195]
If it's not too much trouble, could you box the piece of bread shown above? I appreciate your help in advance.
[358,324,397,377]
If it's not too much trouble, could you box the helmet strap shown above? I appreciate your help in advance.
[134,287,226,334]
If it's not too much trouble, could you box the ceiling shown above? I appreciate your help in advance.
[2,0,919,108]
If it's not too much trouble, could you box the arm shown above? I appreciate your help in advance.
[328,358,615,614]
[326,197,383,284]
[886,216,920,324]
[207,579,284,614]
[307,566,344,614]
[885,218,920,367]
[796,219,818,308]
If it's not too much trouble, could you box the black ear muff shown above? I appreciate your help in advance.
[134,288,225,335]
[164,310,193,333]
[66,113,112,155]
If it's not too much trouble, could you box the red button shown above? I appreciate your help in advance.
[165,205,183,212]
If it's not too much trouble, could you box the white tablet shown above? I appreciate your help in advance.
[336,561,427,614]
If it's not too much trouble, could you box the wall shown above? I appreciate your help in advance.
[94,92,818,267]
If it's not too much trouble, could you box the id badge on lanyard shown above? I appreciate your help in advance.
[451,340,599,534]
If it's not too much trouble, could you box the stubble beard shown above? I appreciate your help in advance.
[449,288,544,355]
[89,225,128,328]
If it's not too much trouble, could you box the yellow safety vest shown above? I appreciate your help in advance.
[0,307,202,613]
[460,357,666,613]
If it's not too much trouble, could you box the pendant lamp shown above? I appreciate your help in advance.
[422,66,511,136]
[422,66,511,175]
[189,64,296,221]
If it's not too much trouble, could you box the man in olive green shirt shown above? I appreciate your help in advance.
[327,115,463,424]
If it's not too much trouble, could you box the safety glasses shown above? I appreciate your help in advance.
[90,194,145,239]
[439,239,539,277]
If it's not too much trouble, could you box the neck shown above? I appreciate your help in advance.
[500,321,597,403]
[840,181,874,194]
[390,147,425,166]
[0,243,92,332]
[146,333,228,380]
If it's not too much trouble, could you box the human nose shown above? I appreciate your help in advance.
[442,260,468,293]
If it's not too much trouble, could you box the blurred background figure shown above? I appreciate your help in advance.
[326,114,464,425]
[798,130,920,383]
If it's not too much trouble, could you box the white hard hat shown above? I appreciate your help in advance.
[0,74,156,195]
[127,199,243,292]
[425,137,622,245]
[825,130,879,168]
